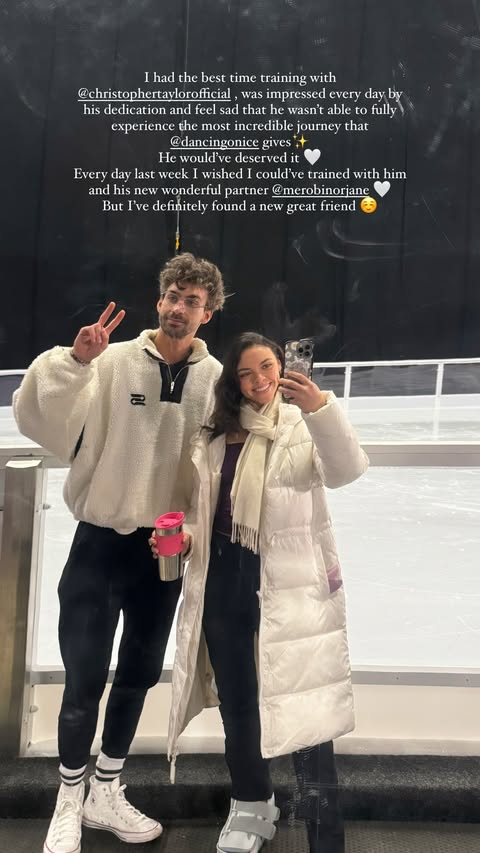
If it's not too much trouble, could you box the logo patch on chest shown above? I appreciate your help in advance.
[130,393,146,406]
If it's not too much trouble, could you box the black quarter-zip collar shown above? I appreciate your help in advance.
[139,330,212,403]
[158,358,189,403]
[138,330,211,364]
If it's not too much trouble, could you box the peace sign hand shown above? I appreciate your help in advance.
[279,371,328,413]
[72,302,126,364]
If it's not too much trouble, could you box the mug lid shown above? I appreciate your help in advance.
[154,511,185,529]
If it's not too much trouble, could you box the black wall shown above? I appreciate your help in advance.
[2,0,480,367]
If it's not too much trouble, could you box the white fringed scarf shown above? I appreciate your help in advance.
[230,392,281,553]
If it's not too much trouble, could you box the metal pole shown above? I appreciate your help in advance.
[434,363,445,398]
[433,363,445,440]
[0,459,46,756]
[344,365,352,410]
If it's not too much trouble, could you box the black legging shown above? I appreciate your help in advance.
[203,532,344,851]
[57,522,182,768]
[203,533,272,801]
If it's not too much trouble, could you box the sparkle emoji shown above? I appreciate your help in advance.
[360,196,377,214]
[293,133,308,149]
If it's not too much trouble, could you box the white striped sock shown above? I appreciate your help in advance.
[95,751,125,783]
[59,763,87,787]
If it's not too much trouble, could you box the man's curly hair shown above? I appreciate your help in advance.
[159,252,225,311]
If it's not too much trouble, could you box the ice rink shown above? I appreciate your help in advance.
[2,391,480,672]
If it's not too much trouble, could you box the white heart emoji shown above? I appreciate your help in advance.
[374,180,390,197]
[304,148,321,165]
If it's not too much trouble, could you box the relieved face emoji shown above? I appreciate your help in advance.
[360,196,377,213]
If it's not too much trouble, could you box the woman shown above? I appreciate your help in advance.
[152,332,368,853]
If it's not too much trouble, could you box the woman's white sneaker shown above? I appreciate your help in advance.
[82,775,163,843]
[43,782,84,853]
[217,795,279,853]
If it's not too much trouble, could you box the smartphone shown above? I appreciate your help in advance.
[284,338,314,380]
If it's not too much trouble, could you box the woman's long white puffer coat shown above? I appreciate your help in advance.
[167,393,369,767]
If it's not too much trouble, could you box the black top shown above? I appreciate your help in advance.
[213,442,244,536]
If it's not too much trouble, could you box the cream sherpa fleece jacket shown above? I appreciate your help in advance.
[13,330,221,533]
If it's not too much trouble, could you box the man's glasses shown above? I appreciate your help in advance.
[163,292,207,311]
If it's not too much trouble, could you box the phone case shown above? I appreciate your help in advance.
[284,338,314,379]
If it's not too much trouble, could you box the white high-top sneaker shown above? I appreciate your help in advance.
[82,775,163,843]
[43,781,84,853]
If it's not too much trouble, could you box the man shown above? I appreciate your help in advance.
[13,253,224,853]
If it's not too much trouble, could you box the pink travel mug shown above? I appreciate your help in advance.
[154,512,185,581]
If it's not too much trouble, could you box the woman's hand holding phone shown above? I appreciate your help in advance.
[279,371,328,413]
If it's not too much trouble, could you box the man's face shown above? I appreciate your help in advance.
[157,283,213,340]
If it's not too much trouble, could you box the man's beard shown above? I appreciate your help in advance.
[159,314,190,339]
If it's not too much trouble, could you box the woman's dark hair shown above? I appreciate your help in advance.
[206,332,284,441]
